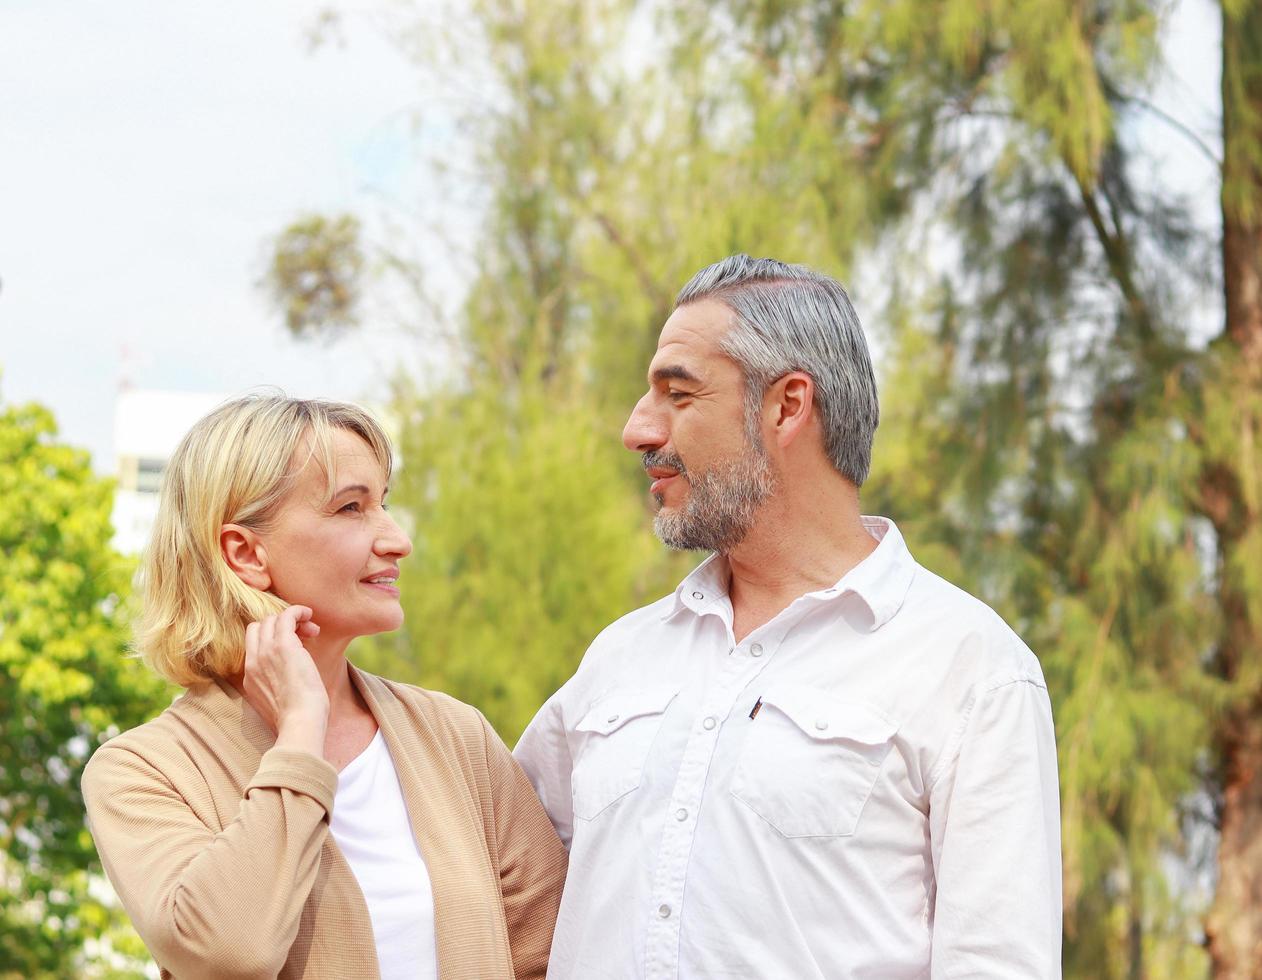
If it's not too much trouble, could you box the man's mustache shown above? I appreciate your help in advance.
[642,450,687,476]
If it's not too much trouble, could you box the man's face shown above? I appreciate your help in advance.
[622,299,776,553]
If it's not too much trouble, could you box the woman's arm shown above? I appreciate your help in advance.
[84,606,336,979]
[83,742,337,980]
[479,716,569,980]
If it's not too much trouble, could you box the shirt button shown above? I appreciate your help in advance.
[658,904,672,919]
[815,719,829,731]
[750,643,764,657]
[691,590,704,600]
[606,714,620,724]
[702,716,717,731]
[675,808,688,821]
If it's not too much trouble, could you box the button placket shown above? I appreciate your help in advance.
[648,654,776,979]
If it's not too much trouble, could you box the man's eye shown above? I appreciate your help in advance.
[667,390,691,401]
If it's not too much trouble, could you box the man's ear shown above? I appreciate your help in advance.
[220,524,271,591]
[767,371,816,449]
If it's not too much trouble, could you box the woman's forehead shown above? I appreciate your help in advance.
[288,428,388,496]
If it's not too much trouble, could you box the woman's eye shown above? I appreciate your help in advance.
[339,501,362,514]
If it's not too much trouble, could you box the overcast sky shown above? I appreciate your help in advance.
[0,0,462,472]
[0,0,1221,474]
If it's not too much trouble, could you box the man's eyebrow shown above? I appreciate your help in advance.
[650,365,702,385]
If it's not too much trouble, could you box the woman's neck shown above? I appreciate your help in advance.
[303,635,363,720]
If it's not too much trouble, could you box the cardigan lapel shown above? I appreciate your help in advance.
[350,667,512,979]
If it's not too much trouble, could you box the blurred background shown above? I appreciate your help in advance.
[1,0,1256,976]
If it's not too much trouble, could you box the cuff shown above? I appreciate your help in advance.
[246,747,339,813]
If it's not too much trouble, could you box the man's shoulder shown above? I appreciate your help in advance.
[903,564,1044,687]
[590,592,679,647]
[547,592,679,699]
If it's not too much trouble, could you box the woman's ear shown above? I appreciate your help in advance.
[220,524,271,591]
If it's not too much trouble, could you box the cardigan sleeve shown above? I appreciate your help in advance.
[82,742,338,980]
[479,715,568,980]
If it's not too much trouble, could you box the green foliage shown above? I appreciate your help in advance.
[0,399,167,978]
[270,0,1257,973]
[265,213,364,340]
[1222,0,1262,225]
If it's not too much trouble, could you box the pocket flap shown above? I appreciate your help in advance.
[760,686,896,744]
[575,688,678,736]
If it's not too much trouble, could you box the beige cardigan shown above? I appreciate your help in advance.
[82,667,567,979]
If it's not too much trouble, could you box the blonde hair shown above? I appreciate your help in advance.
[136,394,393,686]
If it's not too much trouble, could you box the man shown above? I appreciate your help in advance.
[515,255,1062,978]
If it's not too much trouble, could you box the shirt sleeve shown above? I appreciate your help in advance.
[928,675,1062,978]
[479,715,569,980]
[82,743,337,980]
[513,691,576,849]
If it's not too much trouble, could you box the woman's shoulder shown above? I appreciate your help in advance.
[83,685,226,785]
[353,670,496,757]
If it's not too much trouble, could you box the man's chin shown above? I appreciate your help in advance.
[653,512,707,552]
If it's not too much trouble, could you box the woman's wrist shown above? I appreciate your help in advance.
[274,713,328,758]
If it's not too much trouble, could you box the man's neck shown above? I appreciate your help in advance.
[722,478,877,642]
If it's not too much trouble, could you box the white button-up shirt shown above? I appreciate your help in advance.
[515,517,1061,979]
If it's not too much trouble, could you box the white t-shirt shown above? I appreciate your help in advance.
[330,730,438,980]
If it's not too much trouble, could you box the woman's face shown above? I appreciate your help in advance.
[260,427,411,643]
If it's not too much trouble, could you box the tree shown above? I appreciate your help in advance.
[1202,0,1262,971]
[0,397,168,978]
[265,213,364,341]
[274,0,1259,972]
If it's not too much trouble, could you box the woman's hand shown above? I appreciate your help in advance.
[242,605,329,759]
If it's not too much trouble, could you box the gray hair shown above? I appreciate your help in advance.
[675,254,880,486]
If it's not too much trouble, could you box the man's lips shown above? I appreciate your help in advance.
[647,468,681,496]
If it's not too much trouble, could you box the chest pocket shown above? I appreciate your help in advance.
[731,685,897,838]
[570,687,677,821]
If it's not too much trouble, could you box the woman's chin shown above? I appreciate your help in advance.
[355,612,405,638]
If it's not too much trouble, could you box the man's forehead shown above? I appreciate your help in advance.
[657,299,731,347]
[648,300,734,378]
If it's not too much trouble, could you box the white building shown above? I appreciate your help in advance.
[111,389,228,554]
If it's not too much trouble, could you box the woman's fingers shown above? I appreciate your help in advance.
[278,605,313,637]
[241,605,329,756]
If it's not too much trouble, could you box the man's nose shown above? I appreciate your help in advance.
[622,393,665,453]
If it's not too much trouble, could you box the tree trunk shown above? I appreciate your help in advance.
[1205,2,1262,976]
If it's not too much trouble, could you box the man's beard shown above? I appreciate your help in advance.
[644,441,776,554]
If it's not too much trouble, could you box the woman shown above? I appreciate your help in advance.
[83,395,567,979]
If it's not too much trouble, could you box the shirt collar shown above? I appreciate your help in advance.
[661,515,917,632]
[833,516,917,631]
[663,552,730,621]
